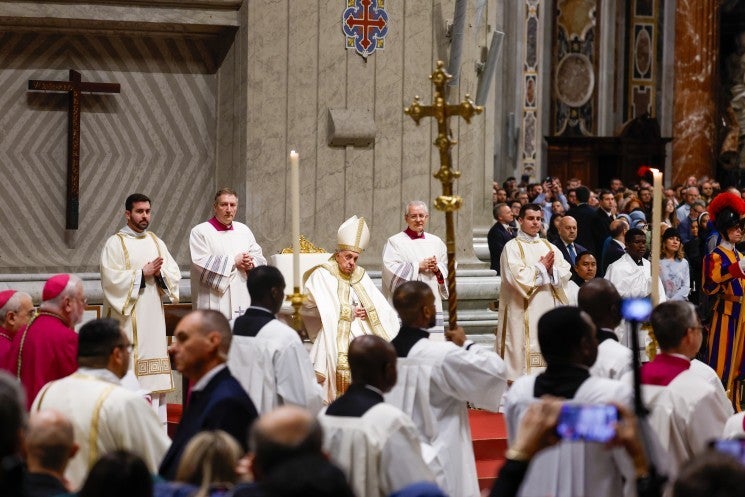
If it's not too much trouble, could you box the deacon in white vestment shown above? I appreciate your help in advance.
[230,266,323,415]
[303,216,400,403]
[504,307,637,497]
[498,204,571,379]
[31,319,170,491]
[320,335,435,497]
[577,279,633,380]
[190,188,266,319]
[382,201,448,335]
[100,194,180,416]
[387,282,507,497]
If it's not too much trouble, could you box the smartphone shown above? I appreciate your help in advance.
[556,404,618,443]
[711,439,745,464]
[621,298,653,322]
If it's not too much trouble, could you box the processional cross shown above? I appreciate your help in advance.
[28,70,120,230]
[404,60,482,329]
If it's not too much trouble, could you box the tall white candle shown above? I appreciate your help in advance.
[290,151,301,290]
[650,168,663,306]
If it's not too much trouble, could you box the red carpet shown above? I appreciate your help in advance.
[469,409,508,491]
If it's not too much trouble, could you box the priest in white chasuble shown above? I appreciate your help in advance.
[382,200,448,337]
[100,193,180,418]
[303,216,400,403]
[190,187,267,319]
[498,203,571,380]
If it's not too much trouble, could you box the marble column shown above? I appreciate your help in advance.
[671,0,719,185]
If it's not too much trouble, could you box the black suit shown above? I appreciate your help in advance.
[487,222,515,273]
[158,366,258,480]
[325,383,384,417]
[566,204,597,254]
[601,239,625,276]
[233,307,276,337]
[590,209,613,257]
[557,241,586,267]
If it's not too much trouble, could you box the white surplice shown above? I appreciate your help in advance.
[381,231,448,334]
[590,336,633,380]
[505,374,636,497]
[639,368,730,470]
[302,261,400,403]
[385,340,507,497]
[498,231,571,380]
[319,403,435,497]
[189,221,267,318]
[689,358,734,416]
[31,369,171,491]
[723,412,745,438]
[100,228,179,394]
[228,319,323,415]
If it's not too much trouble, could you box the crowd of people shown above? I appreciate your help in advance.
[2,176,745,496]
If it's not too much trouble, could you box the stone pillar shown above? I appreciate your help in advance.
[671,0,719,185]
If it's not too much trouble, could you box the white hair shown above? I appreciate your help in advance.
[404,200,428,216]
[0,292,31,322]
[41,275,82,309]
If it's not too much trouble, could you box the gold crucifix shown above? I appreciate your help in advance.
[404,60,482,329]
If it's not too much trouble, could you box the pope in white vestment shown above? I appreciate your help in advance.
[498,222,571,380]
[32,368,171,490]
[382,201,448,335]
[303,216,400,403]
[190,189,267,319]
[100,199,180,401]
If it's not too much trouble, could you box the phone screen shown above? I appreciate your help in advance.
[621,298,653,322]
[711,439,745,464]
[556,404,618,443]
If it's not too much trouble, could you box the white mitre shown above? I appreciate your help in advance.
[337,215,370,253]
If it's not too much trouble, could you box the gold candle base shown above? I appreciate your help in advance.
[287,286,308,341]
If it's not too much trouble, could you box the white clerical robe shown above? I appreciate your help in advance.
[381,231,448,334]
[640,369,730,470]
[689,358,734,416]
[505,374,636,497]
[590,337,633,380]
[723,412,745,438]
[498,231,571,379]
[319,403,435,497]
[303,261,400,403]
[189,221,267,319]
[385,340,507,497]
[228,320,323,415]
[101,228,179,393]
[31,369,171,491]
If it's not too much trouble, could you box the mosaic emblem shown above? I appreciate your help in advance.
[342,0,389,58]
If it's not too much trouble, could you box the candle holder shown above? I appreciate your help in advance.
[287,286,309,341]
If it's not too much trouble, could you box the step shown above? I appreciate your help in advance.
[468,409,508,492]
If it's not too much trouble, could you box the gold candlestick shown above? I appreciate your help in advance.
[287,286,308,341]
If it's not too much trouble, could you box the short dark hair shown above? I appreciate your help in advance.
[249,419,323,476]
[518,203,542,220]
[392,281,431,326]
[599,189,613,199]
[0,372,26,458]
[651,301,697,350]
[673,451,745,497]
[538,307,594,364]
[125,193,150,211]
[78,451,153,497]
[575,186,591,203]
[214,188,238,203]
[247,266,285,302]
[625,228,646,245]
[78,318,122,361]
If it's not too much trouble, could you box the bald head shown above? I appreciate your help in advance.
[558,216,578,244]
[577,279,622,329]
[610,218,629,240]
[26,410,77,473]
[348,335,397,391]
[249,405,323,480]
[392,281,435,328]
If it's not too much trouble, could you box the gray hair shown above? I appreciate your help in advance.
[404,200,428,216]
[0,291,31,322]
[41,275,82,309]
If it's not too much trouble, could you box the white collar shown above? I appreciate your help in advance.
[364,384,384,396]
[192,364,227,392]
[76,367,121,385]
[516,230,541,242]
[721,240,735,251]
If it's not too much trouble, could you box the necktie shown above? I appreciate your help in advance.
[567,243,577,265]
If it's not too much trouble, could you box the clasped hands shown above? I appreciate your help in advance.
[235,252,255,271]
[419,256,440,274]
[539,251,555,274]
[142,257,163,278]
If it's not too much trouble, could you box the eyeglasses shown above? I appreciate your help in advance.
[117,343,134,353]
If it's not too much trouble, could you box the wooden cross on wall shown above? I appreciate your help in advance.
[28,70,120,230]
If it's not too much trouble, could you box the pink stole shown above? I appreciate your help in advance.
[640,353,690,386]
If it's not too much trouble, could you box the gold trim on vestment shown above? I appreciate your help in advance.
[89,384,116,469]
[115,233,137,315]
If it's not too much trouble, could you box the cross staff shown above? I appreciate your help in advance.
[28,70,120,230]
[404,60,482,329]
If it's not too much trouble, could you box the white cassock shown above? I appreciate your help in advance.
[381,231,448,335]
[31,369,171,491]
[100,228,179,398]
[564,280,580,305]
[505,374,636,497]
[590,335,633,380]
[498,231,571,379]
[228,319,323,415]
[723,412,745,438]
[605,253,666,356]
[689,358,734,416]
[636,369,730,470]
[189,220,267,318]
[319,403,435,497]
[386,340,507,497]
[303,261,400,403]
